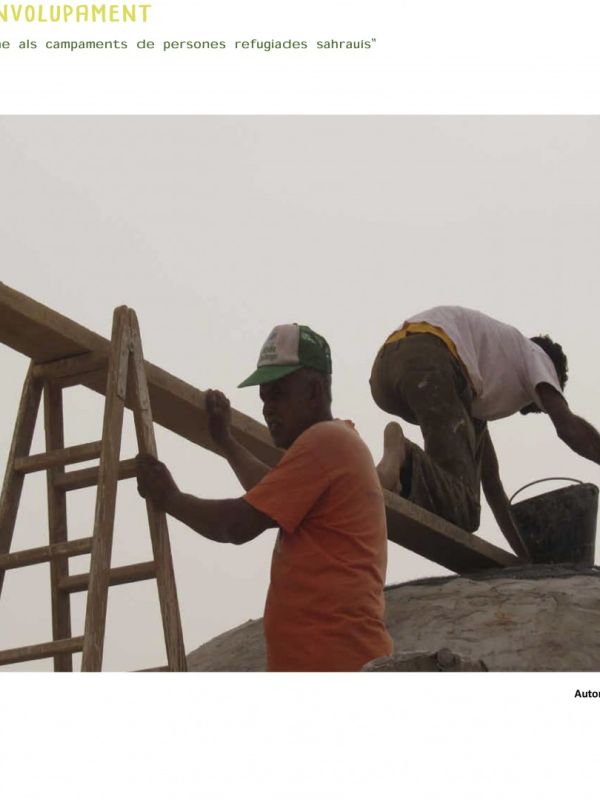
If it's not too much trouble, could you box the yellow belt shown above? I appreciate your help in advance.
[384,322,460,361]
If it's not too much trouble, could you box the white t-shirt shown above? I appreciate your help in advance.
[400,306,563,421]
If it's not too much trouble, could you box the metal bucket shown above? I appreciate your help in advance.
[510,478,598,566]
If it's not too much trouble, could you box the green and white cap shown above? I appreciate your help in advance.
[238,324,332,388]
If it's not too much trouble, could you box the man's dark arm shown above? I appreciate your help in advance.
[165,494,273,545]
[537,383,600,465]
[206,389,275,491]
[136,453,275,545]
[481,430,529,559]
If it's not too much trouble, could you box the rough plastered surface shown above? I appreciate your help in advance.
[185,566,600,672]
[187,620,267,672]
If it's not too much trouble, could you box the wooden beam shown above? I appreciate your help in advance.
[0,281,277,466]
[384,491,518,572]
[0,282,518,573]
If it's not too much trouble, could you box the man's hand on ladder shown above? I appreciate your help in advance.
[135,453,179,512]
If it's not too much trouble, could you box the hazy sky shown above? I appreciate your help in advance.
[1,116,599,671]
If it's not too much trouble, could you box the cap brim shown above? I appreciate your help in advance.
[237,364,302,388]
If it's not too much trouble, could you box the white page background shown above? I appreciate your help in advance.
[1,2,600,798]
[0,1,598,112]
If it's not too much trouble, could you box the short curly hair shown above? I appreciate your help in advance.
[530,335,569,390]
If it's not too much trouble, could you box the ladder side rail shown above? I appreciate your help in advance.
[80,308,131,672]
[0,363,43,597]
[128,310,187,672]
[44,382,73,671]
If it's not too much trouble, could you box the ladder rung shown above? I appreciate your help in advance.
[14,441,103,474]
[0,537,93,571]
[55,458,137,491]
[59,561,156,594]
[55,369,107,391]
[0,636,84,667]
[33,352,108,383]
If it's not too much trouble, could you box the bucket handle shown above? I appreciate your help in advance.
[509,477,584,505]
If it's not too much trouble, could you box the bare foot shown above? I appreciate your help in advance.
[376,421,408,494]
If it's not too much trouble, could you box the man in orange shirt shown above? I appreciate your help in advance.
[136,324,393,671]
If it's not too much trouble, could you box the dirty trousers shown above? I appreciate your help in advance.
[369,334,487,532]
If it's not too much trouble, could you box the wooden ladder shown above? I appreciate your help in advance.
[0,306,187,671]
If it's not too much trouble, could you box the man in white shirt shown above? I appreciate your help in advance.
[369,306,600,558]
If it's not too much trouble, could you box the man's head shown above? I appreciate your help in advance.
[238,324,333,448]
[521,335,569,415]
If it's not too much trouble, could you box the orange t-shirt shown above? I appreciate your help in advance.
[244,419,393,671]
